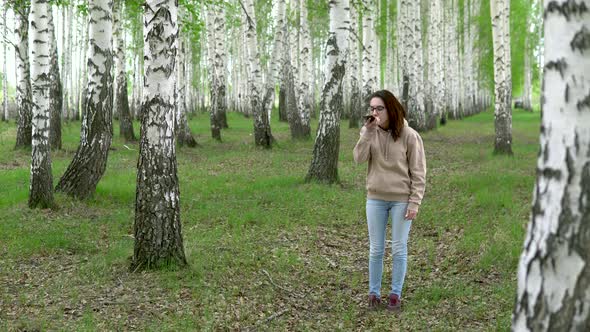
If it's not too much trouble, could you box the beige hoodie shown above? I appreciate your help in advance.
[353,120,426,211]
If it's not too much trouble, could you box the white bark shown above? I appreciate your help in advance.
[298,0,312,132]
[306,0,349,184]
[29,0,54,208]
[241,0,273,147]
[361,0,375,100]
[55,0,113,198]
[174,9,196,147]
[2,5,7,122]
[113,0,135,141]
[348,2,362,128]
[523,21,533,112]
[490,0,512,154]
[512,1,590,329]
[133,0,187,269]
[261,0,285,122]
[15,3,33,148]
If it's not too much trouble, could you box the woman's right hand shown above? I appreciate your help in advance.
[364,116,379,129]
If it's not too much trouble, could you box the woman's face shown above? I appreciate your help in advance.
[369,97,389,129]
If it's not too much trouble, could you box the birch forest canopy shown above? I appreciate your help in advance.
[0,0,543,135]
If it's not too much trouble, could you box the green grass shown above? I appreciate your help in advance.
[0,108,540,330]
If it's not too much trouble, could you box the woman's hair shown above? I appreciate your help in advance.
[369,90,406,141]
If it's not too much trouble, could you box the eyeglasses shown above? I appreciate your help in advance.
[368,106,386,113]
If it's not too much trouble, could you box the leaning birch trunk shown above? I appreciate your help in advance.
[48,8,63,149]
[55,0,114,199]
[176,17,197,147]
[512,1,590,328]
[132,0,187,270]
[113,0,136,142]
[306,0,348,184]
[348,2,362,129]
[15,4,33,149]
[241,0,273,147]
[297,0,312,136]
[29,0,55,209]
[283,23,305,139]
[490,0,512,155]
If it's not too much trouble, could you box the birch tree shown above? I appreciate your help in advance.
[14,1,33,148]
[132,0,187,270]
[306,0,349,184]
[2,4,7,122]
[176,20,197,147]
[512,1,590,328]
[47,7,62,150]
[490,0,512,154]
[361,0,376,101]
[207,3,228,141]
[113,0,135,142]
[29,0,54,209]
[56,0,113,199]
[522,22,533,112]
[348,1,362,128]
[241,0,273,147]
[297,0,311,136]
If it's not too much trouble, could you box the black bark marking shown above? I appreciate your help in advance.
[577,90,590,111]
[570,26,590,53]
[539,167,563,181]
[545,0,589,21]
[565,83,570,103]
[545,58,568,78]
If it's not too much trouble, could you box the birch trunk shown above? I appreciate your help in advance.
[207,4,226,141]
[29,0,55,209]
[523,29,533,112]
[47,7,62,149]
[176,17,197,147]
[2,5,7,122]
[283,22,306,139]
[261,0,285,120]
[306,0,349,184]
[348,2,362,128]
[491,0,513,154]
[298,0,311,135]
[15,3,33,148]
[362,0,375,102]
[512,0,590,328]
[132,0,187,270]
[56,0,114,199]
[404,0,426,131]
[113,0,135,142]
[241,0,273,148]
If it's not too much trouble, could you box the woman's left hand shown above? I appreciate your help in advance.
[405,209,417,220]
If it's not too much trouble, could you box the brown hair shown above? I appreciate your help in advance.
[369,90,406,141]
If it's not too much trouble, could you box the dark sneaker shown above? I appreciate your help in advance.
[387,293,401,312]
[368,293,381,310]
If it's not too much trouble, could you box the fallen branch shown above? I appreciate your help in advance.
[245,308,290,332]
[261,269,304,298]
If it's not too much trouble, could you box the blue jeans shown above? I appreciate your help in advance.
[366,199,412,297]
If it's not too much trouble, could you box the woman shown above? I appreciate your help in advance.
[353,90,426,311]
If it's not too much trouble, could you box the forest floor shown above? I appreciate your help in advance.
[0,109,540,331]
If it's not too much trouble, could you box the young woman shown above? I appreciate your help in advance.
[353,90,426,311]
